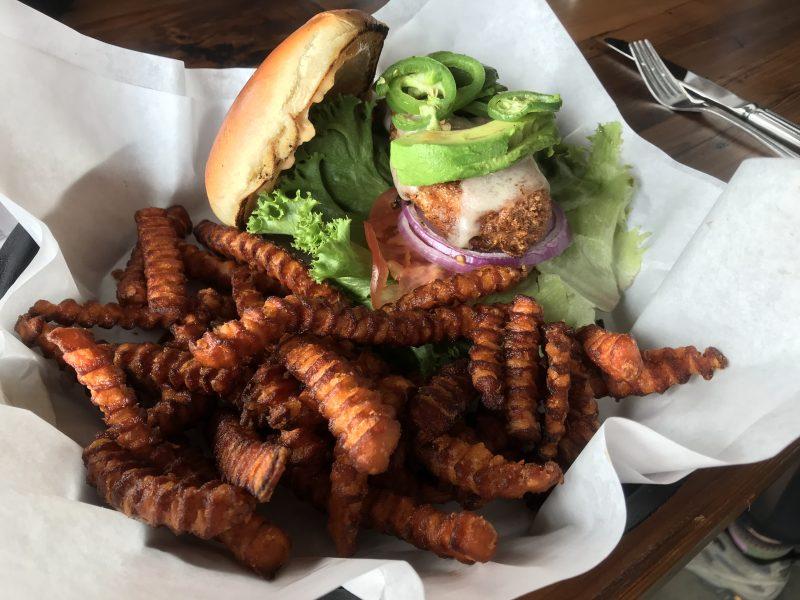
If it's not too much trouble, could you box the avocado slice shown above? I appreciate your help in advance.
[390,114,560,187]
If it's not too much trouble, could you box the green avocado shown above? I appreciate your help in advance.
[390,114,560,186]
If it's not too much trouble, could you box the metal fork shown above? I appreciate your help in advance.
[630,40,799,158]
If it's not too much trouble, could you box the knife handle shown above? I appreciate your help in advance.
[741,104,800,154]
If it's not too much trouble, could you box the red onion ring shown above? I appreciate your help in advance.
[397,211,476,273]
[399,201,571,269]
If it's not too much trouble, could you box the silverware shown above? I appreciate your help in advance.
[629,40,798,158]
[606,37,800,154]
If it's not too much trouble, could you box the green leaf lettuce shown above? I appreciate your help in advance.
[247,190,372,303]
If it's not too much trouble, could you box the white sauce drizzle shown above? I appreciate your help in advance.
[454,156,549,247]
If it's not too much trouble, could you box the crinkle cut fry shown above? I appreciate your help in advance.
[284,462,498,564]
[468,306,507,410]
[279,427,331,468]
[602,346,728,398]
[237,360,322,430]
[47,327,159,453]
[231,266,266,316]
[539,322,572,460]
[28,299,169,330]
[576,324,644,383]
[328,444,369,556]
[376,375,415,413]
[556,337,602,466]
[147,387,214,437]
[193,220,346,306]
[112,342,242,396]
[178,241,236,290]
[83,435,254,539]
[211,412,289,502]
[115,206,192,307]
[278,335,400,475]
[15,314,63,364]
[364,488,498,564]
[165,205,193,238]
[218,513,291,578]
[381,266,526,312]
[409,359,473,442]
[416,434,562,499]
[136,207,189,322]
[169,288,237,349]
[191,296,486,369]
[116,245,147,306]
[503,295,543,446]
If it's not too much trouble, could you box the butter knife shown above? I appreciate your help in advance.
[604,37,800,154]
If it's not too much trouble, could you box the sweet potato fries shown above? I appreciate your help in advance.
[16,205,728,577]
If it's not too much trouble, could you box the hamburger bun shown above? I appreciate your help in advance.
[205,9,388,227]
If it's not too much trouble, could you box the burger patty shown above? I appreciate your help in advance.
[397,157,553,256]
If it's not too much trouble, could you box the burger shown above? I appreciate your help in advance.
[204,9,642,319]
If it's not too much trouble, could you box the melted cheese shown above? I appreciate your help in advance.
[454,156,549,247]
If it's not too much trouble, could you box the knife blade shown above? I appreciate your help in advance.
[604,37,800,153]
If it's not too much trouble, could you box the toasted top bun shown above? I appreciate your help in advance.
[205,9,388,227]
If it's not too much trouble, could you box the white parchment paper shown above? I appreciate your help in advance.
[0,0,798,598]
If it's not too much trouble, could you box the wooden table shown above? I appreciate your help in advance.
[47,0,800,596]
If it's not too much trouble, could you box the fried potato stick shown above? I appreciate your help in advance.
[147,387,214,437]
[576,324,644,383]
[168,288,237,349]
[48,327,159,453]
[83,435,254,539]
[217,514,291,578]
[328,444,369,556]
[381,266,525,312]
[212,412,289,502]
[192,297,487,369]
[503,296,543,446]
[376,375,415,413]
[284,463,498,564]
[468,307,507,410]
[112,342,242,396]
[136,207,189,322]
[165,205,193,238]
[416,434,562,499]
[279,427,332,468]
[602,346,728,398]
[28,298,170,330]
[231,266,266,315]
[178,241,236,290]
[238,360,322,430]
[409,359,473,442]
[15,314,63,365]
[116,245,147,306]
[363,488,498,564]
[539,322,572,461]
[194,220,346,306]
[278,335,400,475]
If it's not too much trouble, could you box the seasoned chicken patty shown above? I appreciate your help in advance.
[395,156,553,256]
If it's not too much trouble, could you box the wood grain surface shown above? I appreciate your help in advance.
[50,0,800,597]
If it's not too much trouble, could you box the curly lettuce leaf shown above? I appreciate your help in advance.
[536,122,645,312]
[247,190,372,303]
[277,95,392,220]
[488,122,645,325]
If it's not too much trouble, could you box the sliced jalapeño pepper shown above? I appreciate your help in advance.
[427,51,485,111]
[375,56,457,121]
[487,91,562,121]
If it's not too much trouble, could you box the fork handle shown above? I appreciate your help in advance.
[703,105,799,158]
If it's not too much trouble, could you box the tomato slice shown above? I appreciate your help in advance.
[366,188,448,306]
[364,221,389,309]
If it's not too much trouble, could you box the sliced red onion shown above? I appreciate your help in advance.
[397,211,476,273]
[399,201,571,269]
